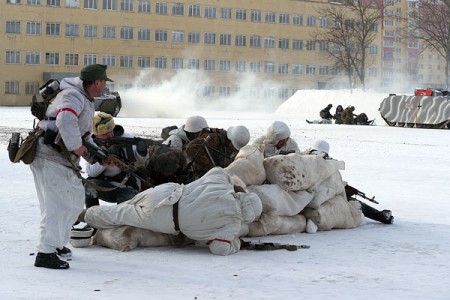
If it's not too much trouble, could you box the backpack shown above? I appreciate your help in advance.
[31,79,61,120]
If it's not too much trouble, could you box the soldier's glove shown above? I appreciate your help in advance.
[137,140,148,157]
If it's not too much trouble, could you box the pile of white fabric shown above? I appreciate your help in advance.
[225,147,364,236]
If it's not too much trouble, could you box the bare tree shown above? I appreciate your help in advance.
[312,1,383,91]
[406,0,450,89]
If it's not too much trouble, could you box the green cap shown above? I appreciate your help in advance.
[80,64,113,82]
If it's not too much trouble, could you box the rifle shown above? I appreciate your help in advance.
[94,136,161,151]
[241,240,310,251]
[345,184,379,204]
[84,142,154,188]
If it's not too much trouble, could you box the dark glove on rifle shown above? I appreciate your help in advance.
[137,140,148,156]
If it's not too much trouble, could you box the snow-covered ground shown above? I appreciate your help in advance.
[1,90,449,299]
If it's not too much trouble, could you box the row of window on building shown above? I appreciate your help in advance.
[7,21,370,53]
[6,50,358,76]
[7,0,332,27]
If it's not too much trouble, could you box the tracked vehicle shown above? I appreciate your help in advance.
[379,89,450,129]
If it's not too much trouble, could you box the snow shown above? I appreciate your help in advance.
[1,89,449,299]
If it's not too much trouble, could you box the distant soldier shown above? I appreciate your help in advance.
[319,104,333,121]
[253,121,300,157]
[333,105,344,124]
[162,116,209,150]
[341,106,356,125]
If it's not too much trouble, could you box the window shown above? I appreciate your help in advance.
[319,41,327,52]
[84,53,97,65]
[384,30,394,37]
[121,0,133,11]
[250,35,261,48]
[45,52,59,65]
[235,61,246,72]
[306,40,316,51]
[278,63,288,74]
[204,6,216,18]
[292,64,302,75]
[279,38,289,50]
[188,32,200,44]
[188,58,199,70]
[384,20,393,27]
[220,8,231,19]
[103,26,115,39]
[279,13,289,24]
[102,55,116,67]
[236,9,246,20]
[293,39,302,50]
[27,0,41,5]
[279,88,288,99]
[65,0,79,8]
[65,53,78,66]
[203,86,215,97]
[138,28,150,41]
[384,40,394,47]
[138,56,151,68]
[369,45,378,54]
[293,14,303,25]
[155,2,167,14]
[46,23,60,36]
[220,60,230,72]
[319,65,328,75]
[6,21,21,34]
[264,62,274,73]
[250,62,260,73]
[368,68,377,77]
[265,12,275,23]
[25,51,41,64]
[138,0,150,13]
[26,22,41,35]
[120,27,133,40]
[172,30,184,42]
[65,24,80,37]
[155,30,167,41]
[120,55,133,67]
[103,0,117,10]
[307,16,316,27]
[6,51,20,64]
[204,33,216,45]
[220,34,231,45]
[154,56,167,68]
[218,87,230,97]
[204,59,216,71]
[189,4,200,17]
[172,58,183,69]
[84,25,98,38]
[306,64,316,75]
[5,81,19,95]
[320,17,328,28]
[235,35,246,46]
[251,10,261,22]
[264,37,275,48]
[84,0,98,9]
[25,82,40,95]
[172,3,184,16]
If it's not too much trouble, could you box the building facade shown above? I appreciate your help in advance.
[0,0,445,106]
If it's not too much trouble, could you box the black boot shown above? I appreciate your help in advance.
[34,252,69,269]
[359,201,394,225]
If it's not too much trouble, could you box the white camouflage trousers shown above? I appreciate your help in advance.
[30,157,85,253]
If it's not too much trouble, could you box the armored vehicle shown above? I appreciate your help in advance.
[379,89,450,129]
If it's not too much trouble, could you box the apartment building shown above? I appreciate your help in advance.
[0,0,395,106]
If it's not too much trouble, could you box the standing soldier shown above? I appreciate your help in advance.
[30,64,113,269]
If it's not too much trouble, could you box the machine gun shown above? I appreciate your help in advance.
[84,142,154,188]
[345,184,379,204]
[241,240,310,251]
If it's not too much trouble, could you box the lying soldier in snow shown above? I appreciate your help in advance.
[80,167,262,255]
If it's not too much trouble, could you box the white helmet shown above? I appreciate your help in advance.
[266,121,291,144]
[184,116,209,133]
[227,126,250,150]
[311,139,330,155]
